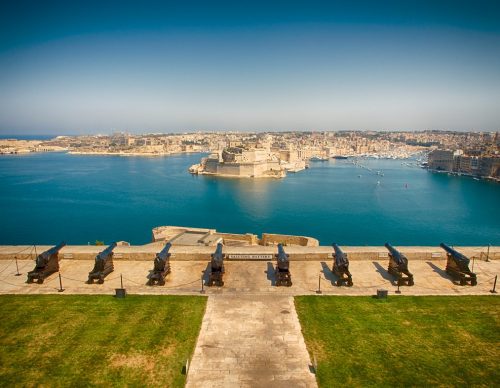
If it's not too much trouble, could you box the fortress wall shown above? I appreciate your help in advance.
[260,233,320,247]
[1,245,497,262]
[217,233,259,245]
[217,164,240,176]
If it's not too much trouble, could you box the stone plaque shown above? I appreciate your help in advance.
[227,254,273,260]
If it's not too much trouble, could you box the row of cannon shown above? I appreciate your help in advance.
[26,241,477,287]
[326,242,475,287]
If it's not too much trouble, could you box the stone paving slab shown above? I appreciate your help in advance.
[185,294,317,388]
[0,259,498,296]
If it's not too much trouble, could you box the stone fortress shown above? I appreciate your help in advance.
[189,135,308,178]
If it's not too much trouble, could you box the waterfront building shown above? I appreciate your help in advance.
[428,149,454,171]
[428,148,500,179]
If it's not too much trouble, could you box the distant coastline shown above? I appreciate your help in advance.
[68,150,204,157]
[0,135,55,141]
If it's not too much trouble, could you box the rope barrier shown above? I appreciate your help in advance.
[121,276,143,286]
[59,274,88,283]
[121,275,201,289]
[105,274,123,282]
[0,260,15,275]
[11,245,35,255]
[0,279,22,287]
[43,275,60,285]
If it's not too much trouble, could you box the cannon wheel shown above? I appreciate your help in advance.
[147,279,153,286]
[27,277,33,284]
[460,278,465,286]
[37,278,44,284]
[159,279,165,286]
[336,280,342,287]
[98,278,104,284]
[471,278,477,286]
[216,280,224,287]
[347,280,353,287]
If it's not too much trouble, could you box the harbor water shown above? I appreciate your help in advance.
[0,152,498,246]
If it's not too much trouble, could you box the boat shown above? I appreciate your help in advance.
[331,155,348,159]
[309,156,328,161]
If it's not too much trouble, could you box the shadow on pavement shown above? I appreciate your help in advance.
[372,261,396,285]
[320,261,337,285]
[265,261,276,286]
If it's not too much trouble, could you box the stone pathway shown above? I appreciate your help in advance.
[186,294,318,388]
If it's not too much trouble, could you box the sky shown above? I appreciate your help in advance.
[0,0,499,135]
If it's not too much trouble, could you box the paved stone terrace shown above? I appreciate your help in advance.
[1,258,498,388]
[0,259,498,296]
[186,295,317,388]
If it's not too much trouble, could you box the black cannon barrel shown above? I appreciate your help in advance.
[440,243,470,264]
[38,241,66,260]
[276,243,290,272]
[384,243,407,266]
[156,242,172,260]
[96,242,117,261]
[213,242,223,258]
[211,243,224,269]
[332,243,348,266]
[277,243,289,262]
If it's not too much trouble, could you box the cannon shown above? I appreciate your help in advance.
[440,243,477,286]
[147,243,172,286]
[87,242,116,284]
[384,243,414,286]
[332,243,353,286]
[27,242,66,284]
[208,243,225,287]
[275,244,292,287]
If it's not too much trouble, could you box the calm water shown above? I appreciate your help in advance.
[0,152,498,246]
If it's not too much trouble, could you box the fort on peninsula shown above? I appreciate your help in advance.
[189,145,306,178]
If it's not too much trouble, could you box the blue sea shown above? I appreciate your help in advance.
[0,152,498,246]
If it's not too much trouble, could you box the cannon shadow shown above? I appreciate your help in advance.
[372,261,397,285]
[426,262,453,281]
[265,261,276,286]
[320,261,338,285]
[202,262,212,286]
[146,270,155,285]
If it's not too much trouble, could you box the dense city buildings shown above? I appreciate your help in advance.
[1,130,499,181]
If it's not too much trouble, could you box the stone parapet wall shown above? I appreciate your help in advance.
[0,245,497,262]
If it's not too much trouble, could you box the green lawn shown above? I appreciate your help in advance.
[0,295,207,387]
[295,296,500,387]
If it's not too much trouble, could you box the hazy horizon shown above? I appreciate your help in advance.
[1,1,499,135]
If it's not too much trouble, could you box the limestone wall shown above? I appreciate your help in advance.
[0,245,497,262]
[260,233,320,247]
[217,233,259,245]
